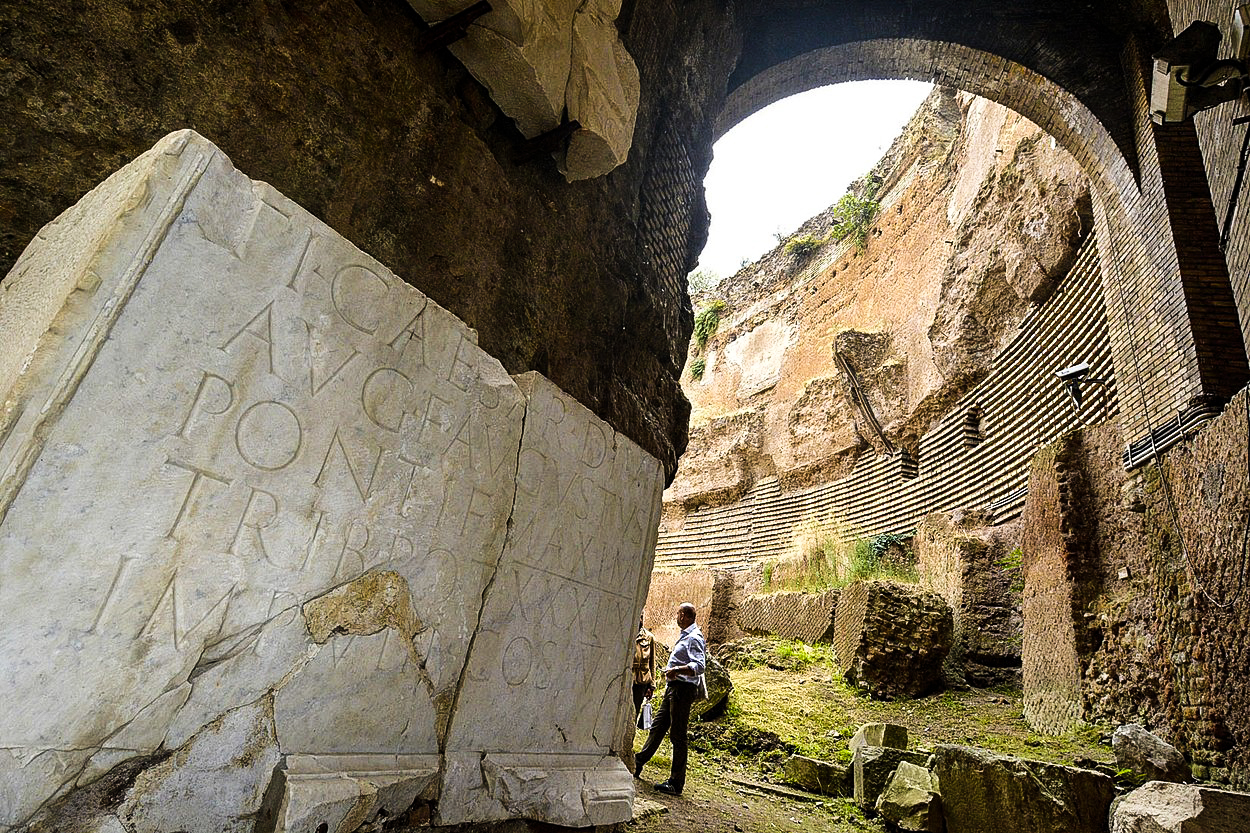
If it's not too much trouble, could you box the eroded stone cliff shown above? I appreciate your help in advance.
[667,88,1092,518]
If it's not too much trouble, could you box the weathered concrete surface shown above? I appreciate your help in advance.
[0,132,664,831]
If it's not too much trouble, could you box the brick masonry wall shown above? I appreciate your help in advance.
[1020,406,1250,787]
[737,590,839,643]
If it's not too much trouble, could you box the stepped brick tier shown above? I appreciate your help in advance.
[833,580,954,700]
[0,132,664,832]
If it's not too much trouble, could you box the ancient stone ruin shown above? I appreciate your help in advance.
[834,580,954,700]
[0,132,663,832]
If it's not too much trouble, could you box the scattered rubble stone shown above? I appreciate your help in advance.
[781,755,851,796]
[691,656,733,720]
[1112,723,1190,784]
[851,723,909,752]
[1111,780,1250,833]
[875,760,944,832]
[930,744,1114,833]
[853,746,933,812]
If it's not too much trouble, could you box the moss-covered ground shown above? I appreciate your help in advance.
[628,638,1113,833]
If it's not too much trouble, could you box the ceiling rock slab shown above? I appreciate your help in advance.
[0,130,663,831]
[405,0,639,180]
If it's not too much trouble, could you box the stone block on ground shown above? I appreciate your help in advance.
[781,755,851,796]
[834,580,954,699]
[1111,780,1250,833]
[691,655,733,720]
[853,746,932,812]
[737,589,840,643]
[850,723,909,753]
[1112,723,1189,784]
[875,761,944,832]
[931,744,1114,833]
[0,131,664,832]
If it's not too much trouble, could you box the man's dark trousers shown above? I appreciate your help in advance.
[634,679,698,790]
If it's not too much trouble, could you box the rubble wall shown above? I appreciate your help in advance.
[1020,403,1250,787]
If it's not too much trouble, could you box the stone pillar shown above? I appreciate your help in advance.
[0,131,664,832]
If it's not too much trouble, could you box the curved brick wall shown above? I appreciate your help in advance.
[655,236,1117,570]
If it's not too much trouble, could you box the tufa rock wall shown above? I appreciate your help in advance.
[667,87,1091,514]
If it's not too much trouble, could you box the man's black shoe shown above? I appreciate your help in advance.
[654,780,682,796]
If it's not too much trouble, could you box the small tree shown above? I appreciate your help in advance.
[831,179,881,253]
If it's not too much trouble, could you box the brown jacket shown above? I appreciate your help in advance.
[633,628,655,685]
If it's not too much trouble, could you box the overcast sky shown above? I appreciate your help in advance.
[696,80,935,279]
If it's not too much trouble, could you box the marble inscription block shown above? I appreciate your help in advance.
[0,130,663,833]
[0,130,527,830]
[439,372,663,825]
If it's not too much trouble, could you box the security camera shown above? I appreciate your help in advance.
[1151,20,1246,124]
[1054,362,1090,382]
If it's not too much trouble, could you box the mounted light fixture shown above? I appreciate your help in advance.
[1150,19,1249,124]
[1054,362,1109,408]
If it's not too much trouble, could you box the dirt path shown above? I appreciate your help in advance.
[624,638,1113,833]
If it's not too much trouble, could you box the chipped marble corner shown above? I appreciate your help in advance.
[262,754,440,833]
[437,752,634,827]
[116,696,281,833]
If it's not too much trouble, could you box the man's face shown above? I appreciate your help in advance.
[676,606,694,629]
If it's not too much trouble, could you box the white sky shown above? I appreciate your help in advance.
[697,80,935,279]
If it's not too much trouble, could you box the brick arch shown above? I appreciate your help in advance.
[714,39,1133,197]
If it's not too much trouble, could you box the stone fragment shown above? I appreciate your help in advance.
[781,755,851,796]
[267,754,439,833]
[1111,780,1250,833]
[117,700,281,833]
[875,761,943,832]
[404,0,639,179]
[853,746,932,812]
[561,0,640,180]
[930,744,1114,833]
[834,580,954,699]
[441,753,634,827]
[1112,723,1190,784]
[850,722,909,752]
[691,655,733,720]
